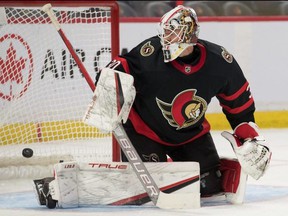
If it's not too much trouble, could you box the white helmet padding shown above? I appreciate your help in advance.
[158,5,200,63]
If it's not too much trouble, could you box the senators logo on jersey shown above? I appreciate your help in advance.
[156,89,207,130]
[140,41,154,57]
[221,46,233,63]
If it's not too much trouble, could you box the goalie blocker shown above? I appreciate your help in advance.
[83,68,136,132]
[33,158,247,209]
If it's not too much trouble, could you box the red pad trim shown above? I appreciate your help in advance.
[114,56,130,74]
[220,158,241,193]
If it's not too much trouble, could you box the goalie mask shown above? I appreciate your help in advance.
[158,5,200,63]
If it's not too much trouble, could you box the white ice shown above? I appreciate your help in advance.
[0,128,287,216]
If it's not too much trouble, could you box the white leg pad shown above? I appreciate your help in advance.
[49,161,200,208]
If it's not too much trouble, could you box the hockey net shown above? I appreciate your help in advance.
[0,1,120,179]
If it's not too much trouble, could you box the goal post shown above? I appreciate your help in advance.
[0,1,121,179]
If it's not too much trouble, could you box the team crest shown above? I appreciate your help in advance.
[221,47,233,63]
[156,89,207,130]
[140,41,154,57]
[142,153,160,162]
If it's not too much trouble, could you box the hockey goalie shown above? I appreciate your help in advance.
[34,3,272,210]
[34,68,271,209]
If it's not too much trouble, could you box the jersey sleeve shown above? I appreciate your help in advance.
[216,58,255,129]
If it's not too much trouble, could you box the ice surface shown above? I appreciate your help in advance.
[0,129,287,216]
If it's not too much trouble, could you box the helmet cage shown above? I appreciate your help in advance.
[160,23,188,47]
[157,6,200,62]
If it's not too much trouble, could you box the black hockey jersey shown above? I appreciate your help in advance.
[103,36,255,146]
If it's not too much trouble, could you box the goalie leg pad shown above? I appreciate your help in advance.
[43,161,200,208]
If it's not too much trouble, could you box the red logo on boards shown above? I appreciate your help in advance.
[0,34,33,100]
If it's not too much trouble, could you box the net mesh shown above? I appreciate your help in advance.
[0,3,118,179]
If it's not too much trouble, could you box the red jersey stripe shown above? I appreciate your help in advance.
[129,108,211,146]
[220,97,254,114]
[218,81,250,101]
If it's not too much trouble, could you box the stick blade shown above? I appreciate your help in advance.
[156,191,200,209]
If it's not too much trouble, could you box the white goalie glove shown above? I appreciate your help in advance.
[221,122,272,180]
[83,68,136,132]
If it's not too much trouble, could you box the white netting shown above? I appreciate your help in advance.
[0,2,118,179]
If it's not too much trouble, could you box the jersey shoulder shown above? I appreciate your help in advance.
[137,35,161,47]
[120,35,163,67]
[128,35,162,56]
[198,39,234,64]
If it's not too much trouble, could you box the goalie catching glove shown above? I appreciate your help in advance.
[83,68,136,132]
[221,122,272,180]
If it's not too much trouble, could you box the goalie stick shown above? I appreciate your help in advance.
[42,3,199,209]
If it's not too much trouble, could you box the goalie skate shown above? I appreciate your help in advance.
[33,177,57,209]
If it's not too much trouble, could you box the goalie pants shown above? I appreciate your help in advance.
[121,125,222,196]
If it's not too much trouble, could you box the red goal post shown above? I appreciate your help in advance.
[0,0,121,179]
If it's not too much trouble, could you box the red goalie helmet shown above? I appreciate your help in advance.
[158,5,200,62]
